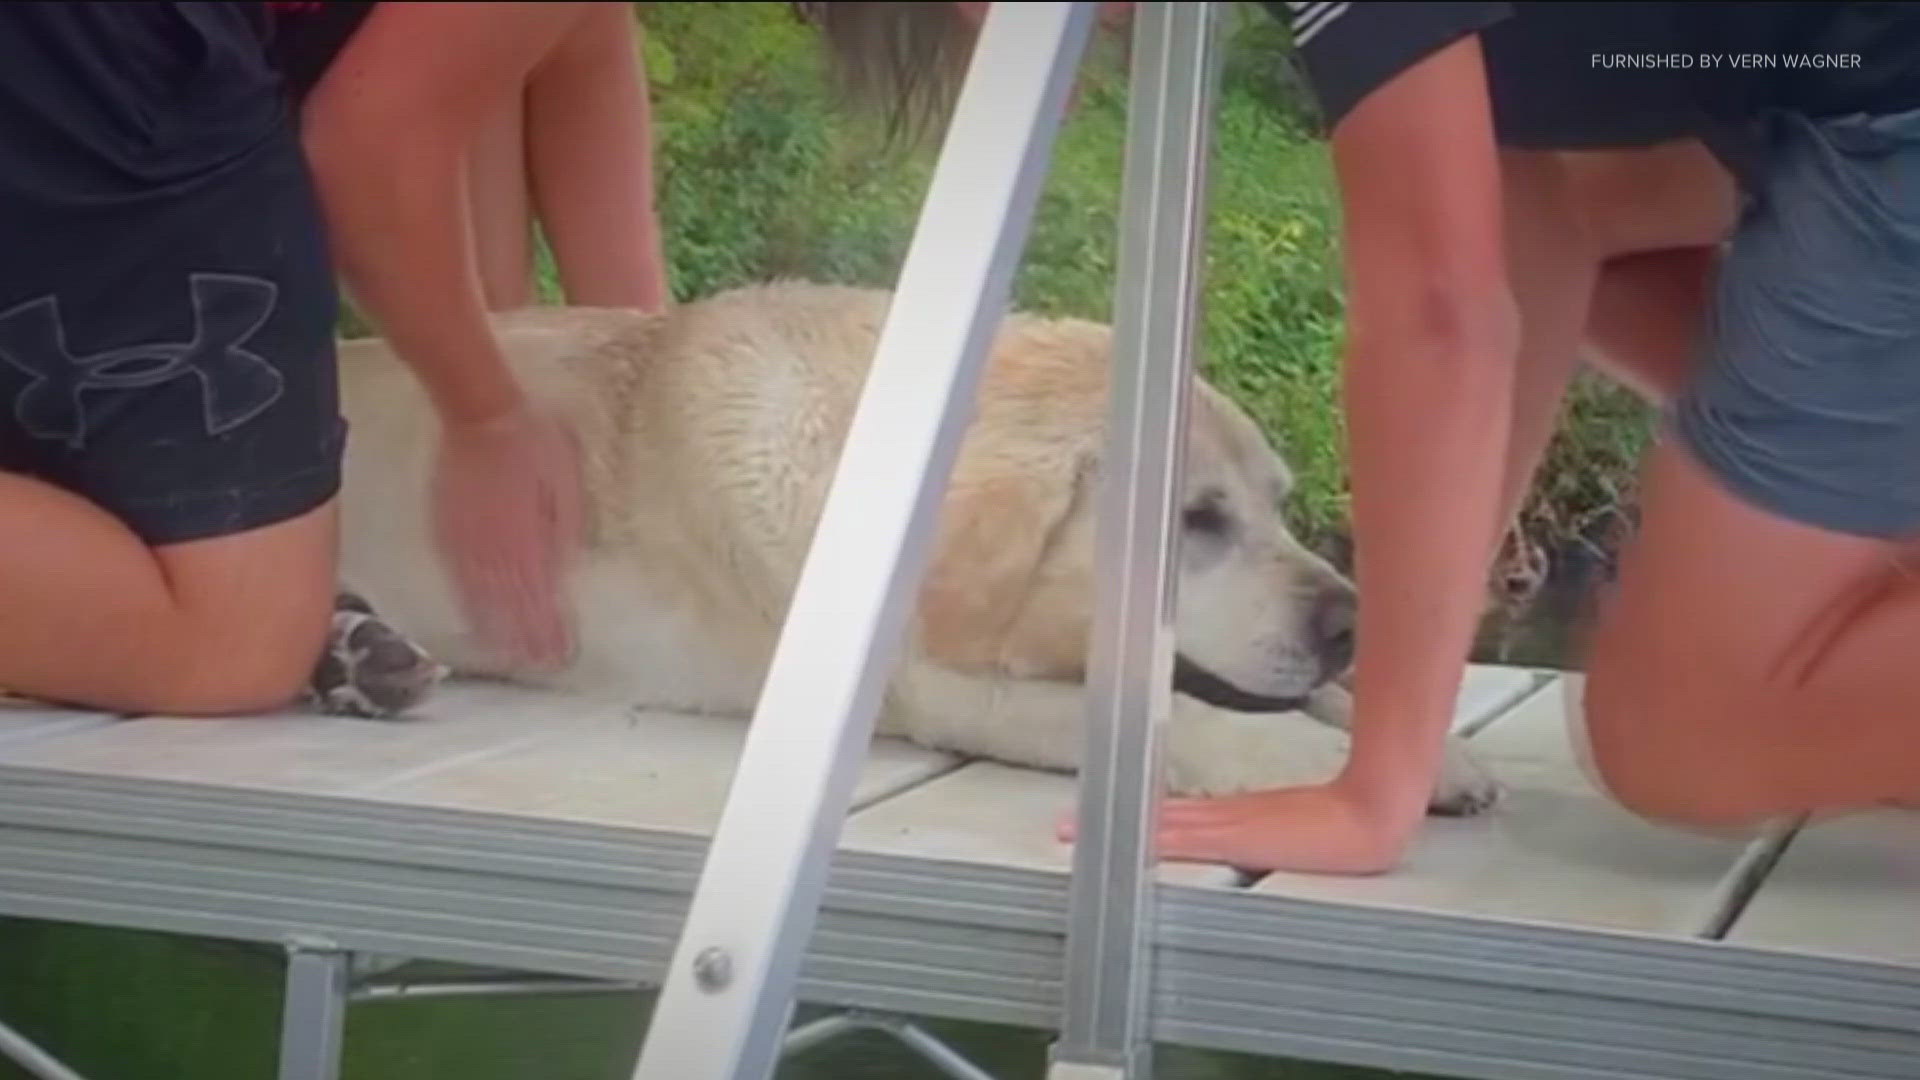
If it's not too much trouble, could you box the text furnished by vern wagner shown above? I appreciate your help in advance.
[1592,53,1862,70]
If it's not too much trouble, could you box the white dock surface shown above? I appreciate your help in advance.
[1,665,1915,1080]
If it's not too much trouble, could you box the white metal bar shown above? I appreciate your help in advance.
[0,1017,90,1080]
[627,5,1097,1079]
[889,1020,1002,1080]
[1048,5,1224,1079]
[780,1011,1001,1080]
[779,1013,864,1059]
[277,943,350,1080]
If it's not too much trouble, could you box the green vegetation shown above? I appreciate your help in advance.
[623,1,1654,559]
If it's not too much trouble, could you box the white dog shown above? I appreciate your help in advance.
[329,281,1497,813]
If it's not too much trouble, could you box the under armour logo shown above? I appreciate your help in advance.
[0,273,286,448]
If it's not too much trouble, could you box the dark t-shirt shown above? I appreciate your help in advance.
[263,0,379,102]
[0,2,288,202]
[1268,2,1920,137]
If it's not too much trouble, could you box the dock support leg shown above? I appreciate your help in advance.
[624,5,1095,1080]
[277,940,351,1080]
[1047,4,1224,1080]
[0,1017,90,1080]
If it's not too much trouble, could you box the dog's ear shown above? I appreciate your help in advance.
[915,444,1097,672]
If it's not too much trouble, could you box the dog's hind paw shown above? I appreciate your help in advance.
[305,591,448,719]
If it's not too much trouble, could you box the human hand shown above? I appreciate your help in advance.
[430,403,586,672]
[1058,773,1423,877]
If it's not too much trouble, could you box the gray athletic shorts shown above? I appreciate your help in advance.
[1674,105,1920,541]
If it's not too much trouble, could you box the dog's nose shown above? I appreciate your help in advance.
[1309,586,1357,675]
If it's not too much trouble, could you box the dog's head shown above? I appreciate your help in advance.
[916,319,1356,713]
[1166,383,1354,711]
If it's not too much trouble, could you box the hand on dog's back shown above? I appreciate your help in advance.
[430,404,585,672]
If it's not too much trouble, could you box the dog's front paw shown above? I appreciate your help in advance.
[1165,700,1351,797]
[1429,737,1501,817]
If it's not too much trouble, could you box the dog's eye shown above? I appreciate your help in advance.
[1182,497,1230,537]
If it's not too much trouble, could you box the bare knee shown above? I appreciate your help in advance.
[1581,553,1769,827]
[155,611,331,716]
[1580,649,1776,832]
[1578,660,1700,823]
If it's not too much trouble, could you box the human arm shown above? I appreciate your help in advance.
[300,2,598,668]
[1148,13,1522,875]
[301,1,595,426]
[1327,32,1520,860]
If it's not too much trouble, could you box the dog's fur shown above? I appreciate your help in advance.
[333,281,1497,811]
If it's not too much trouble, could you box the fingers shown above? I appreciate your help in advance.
[431,411,585,673]
[1057,794,1333,869]
[1057,796,1237,837]
[547,414,589,551]
[465,545,570,669]
[1155,796,1243,828]
[466,503,573,669]
[1054,804,1212,863]
[527,419,584,662]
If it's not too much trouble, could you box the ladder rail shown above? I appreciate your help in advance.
[627,6,1099,1078]
[1050,5,1224,1078]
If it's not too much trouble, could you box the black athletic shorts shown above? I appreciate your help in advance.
[0,2,345,547]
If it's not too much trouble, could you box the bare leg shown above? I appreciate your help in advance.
[1570,137,1733,401]
[1488,150,1604,533]
[1582,244,1720,403]
[1487,136,1920,830]
[1584,442,1920,829]
[0,474,337,716]
[467,94,538,311]
[1571,126,1920,829]
[1495,141,1738,530]
[524,4,670,311]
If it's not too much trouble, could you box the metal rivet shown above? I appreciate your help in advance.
[692,946,732,992]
